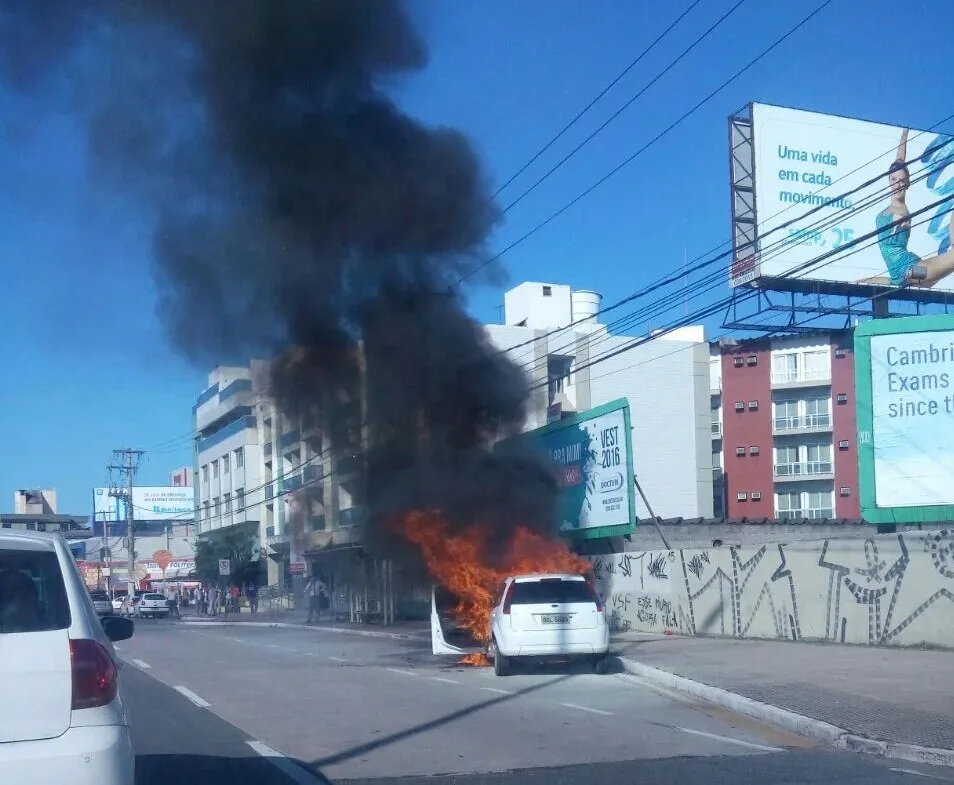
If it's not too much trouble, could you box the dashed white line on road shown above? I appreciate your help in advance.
[432,677,461,685]
[131,659,151,669]
[174,686,211,708]
[328,656,347,662]
[385,667,417,677]
[247,740,326,784]
[480,687,513,695]
[673,726,783,752]
[890,769,954,780]
[560,703,613,716]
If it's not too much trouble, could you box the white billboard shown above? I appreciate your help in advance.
[741,104,954,290]
[93,486,195,521]
[869,329,954,507]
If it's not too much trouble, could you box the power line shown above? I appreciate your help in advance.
[493,0,706,199]
[501,0,749,213]
[458,0,835,284]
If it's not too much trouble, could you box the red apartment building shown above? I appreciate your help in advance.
[710,330,860,520]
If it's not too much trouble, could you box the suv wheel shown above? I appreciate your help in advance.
[492,638,511,677]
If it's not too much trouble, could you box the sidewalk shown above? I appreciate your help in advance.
[612,632,954,766]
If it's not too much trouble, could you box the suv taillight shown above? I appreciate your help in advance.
[501,583,516,615]
[70,639,118,710]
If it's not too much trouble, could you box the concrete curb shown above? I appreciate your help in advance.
[180,619,427,641]
[619,657,954,768]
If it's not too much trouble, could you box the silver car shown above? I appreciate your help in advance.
[89,590,113,616]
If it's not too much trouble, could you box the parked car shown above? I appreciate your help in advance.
[111,595,125,614]
[136,593,169,619]
[118,592,145,618]
[89,590,113,616]
[488,573,609,677]
[0,529,135,784]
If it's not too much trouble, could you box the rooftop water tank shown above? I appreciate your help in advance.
[571,289,602,324]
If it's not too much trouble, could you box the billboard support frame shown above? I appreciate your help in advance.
[856,314,954,524]
[728,103,759,287]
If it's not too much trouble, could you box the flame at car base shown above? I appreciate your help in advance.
[398,510,590,667]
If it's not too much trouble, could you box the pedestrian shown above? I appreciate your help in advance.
[247,581,258,615]
[304,573,327,623]
[230,584,240,614]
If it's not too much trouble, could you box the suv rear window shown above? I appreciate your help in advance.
[89,591,109,601]
[144,594,166,601]
[0,550,71,633]
[510,579,595,605]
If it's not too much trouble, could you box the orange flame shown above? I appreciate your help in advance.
[396,510,590,663]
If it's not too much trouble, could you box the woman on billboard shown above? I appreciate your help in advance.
[861,129,954,288]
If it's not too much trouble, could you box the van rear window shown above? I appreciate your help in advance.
[0,551,71,633]
[510,579,595,606]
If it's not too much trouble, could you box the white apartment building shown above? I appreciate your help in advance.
[194,364,265,547]
[485,282,715,520]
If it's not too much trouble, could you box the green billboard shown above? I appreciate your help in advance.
[498,399,636,540]
[856,314,954,524]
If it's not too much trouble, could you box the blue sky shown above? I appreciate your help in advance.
[1,0,950,514]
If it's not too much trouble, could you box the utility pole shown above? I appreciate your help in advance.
[108,449,145,598]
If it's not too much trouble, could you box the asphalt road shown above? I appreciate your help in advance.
[119,619,954,785]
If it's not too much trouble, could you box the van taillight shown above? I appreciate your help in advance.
[70,639,118,710]
[502,583,516,615]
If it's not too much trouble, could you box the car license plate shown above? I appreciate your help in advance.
[541,614,570,624]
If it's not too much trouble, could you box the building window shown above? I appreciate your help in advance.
[236,487,245,511]
[203,501,210,519]
[547,356,573,405]
[771,349,830,384]
[224,492,232,513]
[542,285,552,297]
[776,491,802,518]
[806,490,834,518]
[201,464,208,483]
[212,460,219,479]
[235,447,244,468]
[213,497,220,518]
[222,453,230,474]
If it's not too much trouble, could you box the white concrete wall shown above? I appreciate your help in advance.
[588,529,954,648]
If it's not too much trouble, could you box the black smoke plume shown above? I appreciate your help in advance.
[0,1,559,570]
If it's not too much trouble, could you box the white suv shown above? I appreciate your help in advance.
[0,530,135,784]
[488,573,609,677]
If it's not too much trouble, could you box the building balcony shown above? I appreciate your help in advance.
[279,474,303,494]
[338,507,364,527]
[264,442,272,458]
[265,484,274,501]
[770,368,831,389]
[302,464,323,484]
[279,430,301,450]
[773,460,834,482]
[710,421,722,438]
[772,413,832,435]
[775,508,834,520]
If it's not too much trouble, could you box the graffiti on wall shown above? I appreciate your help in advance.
[588,530,954,647]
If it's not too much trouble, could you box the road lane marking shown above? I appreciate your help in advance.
[247,740,326,784]
[174,686,211,708]
[329,656,347,662]
[480,687,513,695]
[561,703,613,716]
[673,726,783,752]
[131,659,151,669]
[890,769,954,781]
[385,667,417,677]
[432,677,461,685]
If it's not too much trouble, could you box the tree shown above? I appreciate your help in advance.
[193,524,258,586]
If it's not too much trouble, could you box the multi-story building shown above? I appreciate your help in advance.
[193,364,264,569]
[710,330,860,520]
[485,281,715,520]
